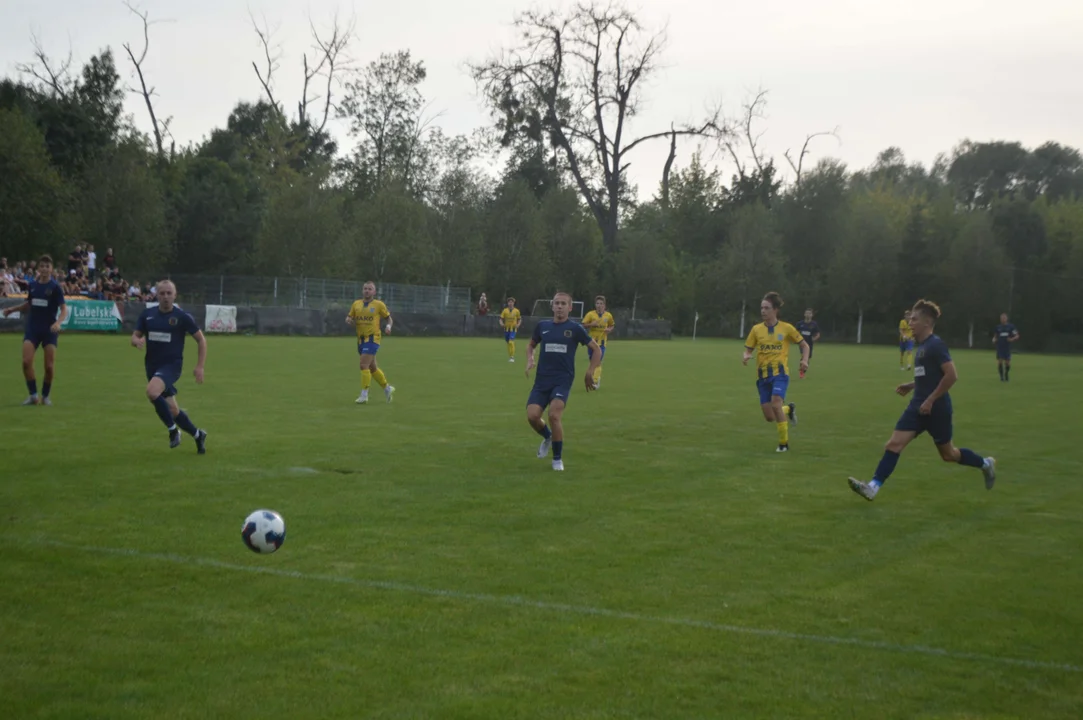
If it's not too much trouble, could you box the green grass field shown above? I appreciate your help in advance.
[2,333,1082,719]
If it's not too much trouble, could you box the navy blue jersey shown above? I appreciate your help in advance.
[531,319,592,385]
[912,334,952,405]
[993,323,1018,350]
[796,320,820,344]
[26,279,65,328]
[137,306,200,368]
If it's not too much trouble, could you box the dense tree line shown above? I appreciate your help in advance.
[1,3,1082,351]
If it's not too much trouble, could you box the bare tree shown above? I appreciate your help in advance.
[249,11,281,111]
[470,1,727,250]
[16,32,74,97]
[122,2,172,157]
[250,11,354,133]
[724,89,769,181]
[784,129,841,187]
[661,124,677,209]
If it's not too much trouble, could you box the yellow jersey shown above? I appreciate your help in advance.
[582,310,615,346]
[745,321,804,379]
[899,319,913,340]
[500,307,521,330]
[348,299,390,343]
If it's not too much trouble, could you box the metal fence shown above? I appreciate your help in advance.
[165,275,472,314]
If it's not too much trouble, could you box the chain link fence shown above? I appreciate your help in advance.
[165,275,472,314]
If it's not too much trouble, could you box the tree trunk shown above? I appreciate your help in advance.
[968,319,974,348]
[739,298,746,338]
[857,306,864,344]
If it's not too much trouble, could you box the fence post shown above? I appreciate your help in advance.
[219,276,224,305]
[274,277,278,302]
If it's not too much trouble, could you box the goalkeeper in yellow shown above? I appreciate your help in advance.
[581,295,615,387]
[499,298,522,362]
[345,281,395,404]
[742,291,810,452]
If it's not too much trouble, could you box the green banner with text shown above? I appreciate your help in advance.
[60,299,123,331]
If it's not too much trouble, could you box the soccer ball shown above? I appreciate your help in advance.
[241,509,286,554]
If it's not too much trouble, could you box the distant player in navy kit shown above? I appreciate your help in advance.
[524,292,602,471]
[2,255,69,405]
[795,308,821,361]
[991,313,1020,382]
[848,300,996,501]
[131,280,208,452]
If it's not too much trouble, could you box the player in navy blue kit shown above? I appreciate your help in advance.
[524,292,602,471]
[848,300,996,501]
[131,280,208,452]
[795,308,821,361]
[991,313,1020,382]
[2,255,69,405]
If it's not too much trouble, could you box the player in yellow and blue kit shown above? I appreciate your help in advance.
[742,292,810,452]
[899,310,914,370]
[346,281,395,404]
[499,298,522,362]
[581,295,615,387]
[848,300,996,501]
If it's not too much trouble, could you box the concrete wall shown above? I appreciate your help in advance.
[0,299,673,340]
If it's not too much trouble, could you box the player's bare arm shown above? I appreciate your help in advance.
[3,300,30,317]
[798,339,810,373]
[193,330,207,384]
[919,361,957,414]
[384,313,393,335]
[585,339,602,390]
[742,346,754,366]
[131,329,145,349]
[525,339,537,376]
[51,304,69,333]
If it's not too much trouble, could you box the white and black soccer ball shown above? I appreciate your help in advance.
[242,509,286,554]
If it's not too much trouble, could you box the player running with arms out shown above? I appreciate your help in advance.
[346,281,395,404]
[3,255,68,405]
[581,295,615,387]
[848,300,996,501]
[131,281,208,452]
[899,310,915,370]
[742,292,810,453]
[992,313,1020,382]
[795,308,821,363]
[500,297,522,362]
[525,292,602,471]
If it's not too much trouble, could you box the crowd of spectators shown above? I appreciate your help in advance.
[1,244,158,303]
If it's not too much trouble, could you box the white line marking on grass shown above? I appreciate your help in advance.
[21,538,1083,674]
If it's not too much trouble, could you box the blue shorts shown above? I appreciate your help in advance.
[147,363,182,397]
[900,340,914,352]
[756,374,790,405]
[996,347,1011,361]
[895,401,953,445]
[527,383,572,410]
[24,328,58,349]
[587,345,606,361]
[504,330,517,342]
[358,341,380,355]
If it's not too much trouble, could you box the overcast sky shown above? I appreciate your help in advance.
[3,0,1081,196]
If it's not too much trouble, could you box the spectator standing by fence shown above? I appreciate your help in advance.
[477,293,489,316]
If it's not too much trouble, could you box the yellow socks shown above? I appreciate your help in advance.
[372,368,388,388]
[782,404,791,418]
[777,421,789,446]
[507,340,515,358]
[593,365,602,383]
[361,369,372,390]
